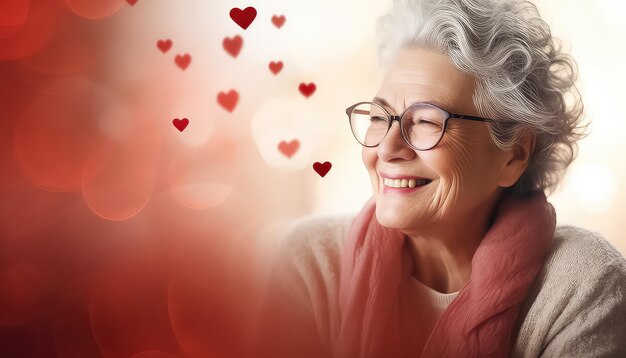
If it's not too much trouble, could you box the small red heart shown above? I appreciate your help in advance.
[299,82,316,98]
[271,15,286,29]
[127,0,138,5]
[172,118,189,132]
[313,161,332,177]
[157,39,172,53]
[230,7,257,30]
[278,139,300,158]
[223,35,243,58]
[175,53,191,70]
[217,90,239,113]
[268,61,283,75]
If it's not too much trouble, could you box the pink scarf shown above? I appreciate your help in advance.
[335,190,556,358]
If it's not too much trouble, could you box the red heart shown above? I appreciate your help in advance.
[278,139,300,158]
[268,61,283,75]
[229,7,257,30]
[127,0,138,5]
[313,161,332,177]
[175,53,191,70]
[172,118,189,132]
[223,35,243,58]
[157,39,172,53]
[271,15,286,28]
[299,82,316,98]
[217,90,239,113]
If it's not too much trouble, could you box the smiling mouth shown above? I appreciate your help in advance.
[382,177,432,189]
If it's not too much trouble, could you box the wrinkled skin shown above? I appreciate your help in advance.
[362,47,534,292]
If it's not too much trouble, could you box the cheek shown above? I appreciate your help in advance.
[441,126,487,170]
[438,126,503,191]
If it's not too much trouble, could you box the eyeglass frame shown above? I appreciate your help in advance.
[345,98,495,151]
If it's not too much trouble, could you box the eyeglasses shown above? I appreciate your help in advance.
[345,99,495,151]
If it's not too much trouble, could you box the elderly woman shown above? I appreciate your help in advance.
[254,0,626,357]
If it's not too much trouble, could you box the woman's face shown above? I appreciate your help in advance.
[363,47,510,230]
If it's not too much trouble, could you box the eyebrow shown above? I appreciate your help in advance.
[372,96,450,113]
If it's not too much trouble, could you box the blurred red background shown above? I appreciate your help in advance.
[0,1,287,356]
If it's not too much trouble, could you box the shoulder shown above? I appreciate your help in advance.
[513,225,626,357]
[549,225,626,270]
[277,212,356,263]
[534,224,626,310]
[536,225,626,288]
[539,225,626,297]
[255,214,356,358]
[541,225,626,310]
[261,212,357,347]
[268,212,356,297]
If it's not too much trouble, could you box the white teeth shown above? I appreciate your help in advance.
[383,177,430,188]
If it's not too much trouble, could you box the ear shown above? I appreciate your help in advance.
[497,128,536,188]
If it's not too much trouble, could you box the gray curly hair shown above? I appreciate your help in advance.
[377,0,589,196]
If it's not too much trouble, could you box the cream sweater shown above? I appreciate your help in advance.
[254,212,626,358]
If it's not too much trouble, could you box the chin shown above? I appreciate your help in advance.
[374,199,412,229]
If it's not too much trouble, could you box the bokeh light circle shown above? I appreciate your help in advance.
[167,222,256,358]
[18,18,99,76]
[570,162,618,214]
[89,250,179,358]
[15,66,93,95]
[13,90,103,192]
[81,113,161,221]
[169,135,239,210]
[241,0,390,71]
[64,0,126,20]
[0,0,30,27]
[0,0,59,60]
[250,97,323,170]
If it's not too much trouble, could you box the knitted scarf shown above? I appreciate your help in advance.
[335,190,556,357]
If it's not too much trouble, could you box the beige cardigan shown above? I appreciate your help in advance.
[254,212,626,358]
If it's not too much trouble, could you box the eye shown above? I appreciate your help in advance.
[370,116,388,122]
[414,117,442,128]
[416,119,440,126]
[407,106,445,128]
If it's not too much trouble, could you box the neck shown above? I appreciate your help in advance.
[404,190,502,294]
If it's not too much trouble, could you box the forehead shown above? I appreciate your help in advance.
[377,47,476,113]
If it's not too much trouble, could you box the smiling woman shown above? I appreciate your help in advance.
[252,0,626,357]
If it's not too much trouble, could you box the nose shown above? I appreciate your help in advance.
[377,119,416,162]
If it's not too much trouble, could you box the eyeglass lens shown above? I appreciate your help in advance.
[349,102,445,150]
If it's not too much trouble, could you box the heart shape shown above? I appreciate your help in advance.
[157,39,172,53]
[175,54,191,70]
[299,82,316,98]
[278,139,300,158]
[223,35,243,58]
[268,61,283,75]
[217,90,239,113]
[172,118,189,132]
[229,7,257,30]
[313,161,332,177]
[271,15,286,28]
[127,0,138,5]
